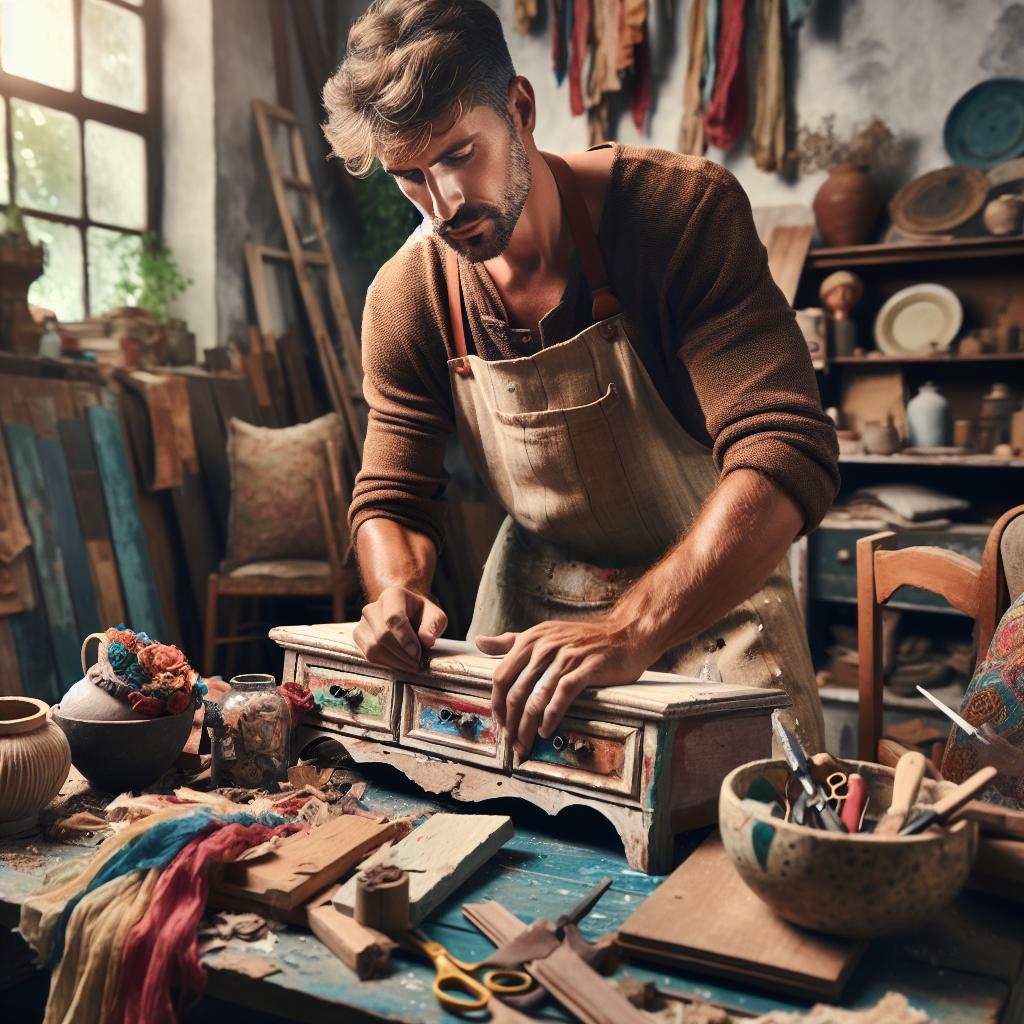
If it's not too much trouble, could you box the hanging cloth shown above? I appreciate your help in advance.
[785,0,813,31]
[751,0,787,172]
[703,0,747,150]
[552,0,571,84]
[631,25,651,132]
[514,0,539,33]
[678,0,709,154]
[568,0,592,116]
[702,0,721,103]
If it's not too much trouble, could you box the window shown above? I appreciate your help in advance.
[0,0,159,320]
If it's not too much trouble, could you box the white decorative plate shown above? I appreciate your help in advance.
[873,284,963,355]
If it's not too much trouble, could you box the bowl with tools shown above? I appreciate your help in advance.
[718,713,988,939]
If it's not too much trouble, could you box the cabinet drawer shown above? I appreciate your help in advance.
[400,685,508,768]
[301,661,397,738]
[514,717,641,798]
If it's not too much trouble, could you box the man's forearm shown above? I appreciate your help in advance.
[355,518,437,602]
[612,469,804,657]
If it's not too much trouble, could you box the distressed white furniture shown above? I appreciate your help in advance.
[271,623,788,872]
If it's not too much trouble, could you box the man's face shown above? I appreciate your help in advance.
[382,103,532,262]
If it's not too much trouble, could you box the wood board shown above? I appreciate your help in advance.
[334,813,513,927]
[212,815,398,915]
[765,224,815,306]
[617,833,867,1000]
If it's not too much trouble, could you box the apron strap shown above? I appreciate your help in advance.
[442,151,624,366]
[542,152,623,322]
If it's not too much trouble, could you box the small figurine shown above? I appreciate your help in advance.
[819,270,864,358]
[38,316,62,359]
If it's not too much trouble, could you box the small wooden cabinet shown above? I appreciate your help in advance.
[272,623,787,873]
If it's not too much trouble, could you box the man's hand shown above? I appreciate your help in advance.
[475,618,657,759]
[353,586,448,672]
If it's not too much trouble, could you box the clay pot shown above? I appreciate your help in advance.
[983,194,1024,236]
[812,163,883,247]
[0,697,72,836]
[861,418,900,455]
[906,381,951,448]
[720,759,976,938]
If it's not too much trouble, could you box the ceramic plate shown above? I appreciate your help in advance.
[888,165,990,235]
[874,284,963,356]
[944,78,1024,168]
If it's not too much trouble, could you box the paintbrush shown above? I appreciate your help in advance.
[899,766,999,835]
[875,751,927,836]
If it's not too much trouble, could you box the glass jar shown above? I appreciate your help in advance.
[211,674,291,788]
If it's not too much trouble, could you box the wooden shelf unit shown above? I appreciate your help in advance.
[806,235,1024,270]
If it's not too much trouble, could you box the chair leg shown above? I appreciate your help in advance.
[857,532,897,762]
[204,574,219,679]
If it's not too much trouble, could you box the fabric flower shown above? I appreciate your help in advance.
[125,662,149,690]
[137,643,189,679]
[107,641,136,676]
[166,689,190,715]
[106,627,143,653]
[127,691,164,717]
[136,631,153,647]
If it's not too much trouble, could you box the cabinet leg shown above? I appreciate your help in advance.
[615,807,674,875]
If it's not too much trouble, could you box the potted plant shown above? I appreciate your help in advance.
[110,231,195,365]
[797,116,895,247]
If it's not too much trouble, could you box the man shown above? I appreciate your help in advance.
[322,0,838,757]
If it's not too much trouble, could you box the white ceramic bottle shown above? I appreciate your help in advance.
[906,382,950,448]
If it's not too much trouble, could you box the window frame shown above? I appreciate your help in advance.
[0,0,162,316]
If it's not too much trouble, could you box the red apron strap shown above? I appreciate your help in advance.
[542,152,623,322]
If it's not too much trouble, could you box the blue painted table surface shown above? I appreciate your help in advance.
[1,766,1018,1023]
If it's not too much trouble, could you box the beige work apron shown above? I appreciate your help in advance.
[443,153,823,751]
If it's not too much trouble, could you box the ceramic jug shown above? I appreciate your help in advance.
[906,382,951,448]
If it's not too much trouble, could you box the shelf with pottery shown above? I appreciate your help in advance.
[806,234,1024,270]
[838,452,1024,468]
[830,353,1024,364]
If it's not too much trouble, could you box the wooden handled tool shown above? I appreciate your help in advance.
[899,767,999,836]
[875,752,927,835]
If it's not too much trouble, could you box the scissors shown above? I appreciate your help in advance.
[403,929,532,1012]
[784,771,849,825]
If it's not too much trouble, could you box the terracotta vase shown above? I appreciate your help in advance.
[0,697,72,836]
[812,163,883,247]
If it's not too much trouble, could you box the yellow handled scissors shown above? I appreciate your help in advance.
[404,929,532,1012]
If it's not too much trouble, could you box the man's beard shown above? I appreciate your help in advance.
[434,131,531,262]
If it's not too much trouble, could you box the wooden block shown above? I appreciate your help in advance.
[307,903,395,980]
[213,815,398,914]
[617,833,867,1001]
[334,813,513,927]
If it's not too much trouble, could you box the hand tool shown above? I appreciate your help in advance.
[840,773,867,832]
[402,929,531,1012]
[875,751,927,835]
[772,712,848,832]
[917,685,1024,776]
[784,770,848,824]
[899,766,999,835]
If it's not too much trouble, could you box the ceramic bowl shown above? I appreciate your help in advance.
[719,758,977,939]
[52,691,194,793]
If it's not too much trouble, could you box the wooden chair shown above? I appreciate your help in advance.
[857,504,1024,762]
[203,439,357,678]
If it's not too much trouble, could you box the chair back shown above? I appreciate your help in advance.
[856,504,1024,762]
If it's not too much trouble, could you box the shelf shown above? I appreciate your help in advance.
[811,594,966,616]
[839,453,1024,468]
[806,234,1024,270]
[818,683,964,712]
[830,353,1024,365]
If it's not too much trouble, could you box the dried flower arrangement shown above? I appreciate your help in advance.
[796,115,896,174]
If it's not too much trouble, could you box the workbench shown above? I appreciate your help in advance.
[1,765,1022,1023]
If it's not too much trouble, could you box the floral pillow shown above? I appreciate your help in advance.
[941,590,1024,808]
[224,413,341,569]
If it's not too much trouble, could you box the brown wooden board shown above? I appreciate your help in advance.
[276,330,318,423]
[0,619,24,696]
[184,374,231,546]
[765,225,815,307]
[617,833,867,1001]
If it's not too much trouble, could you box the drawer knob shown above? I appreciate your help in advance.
[329,684,364,707]
[438,707,481,732]
[552,734,593,757]
[836,548,852,564]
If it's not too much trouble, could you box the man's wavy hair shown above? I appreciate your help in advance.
[322,0,516,177]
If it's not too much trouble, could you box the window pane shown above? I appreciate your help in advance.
[12,100,82,216]
[85,121,146,229]
[87,226,142,315]
[82,0,146,113]
[0,101,8,205]
[0,0,75,92]
[25,216,84,322]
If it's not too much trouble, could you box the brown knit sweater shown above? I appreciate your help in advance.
[351,144,839,550]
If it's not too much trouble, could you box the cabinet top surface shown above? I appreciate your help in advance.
[270,623,788,720]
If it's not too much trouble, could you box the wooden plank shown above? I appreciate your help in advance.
[59,416,127,627]
[334,813,513,927]
[0,619,24,696]
[617,833,867,1001]
[184,375,231,545]
[463,900,649,1024]
[3,422,81,685]
[277,330,318,423]
[213,816,399,915]
[307,904,396,980]
[86,404,168,638]
[268,0,292,109]
[765,224,814,306]
[8,557,62,703]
